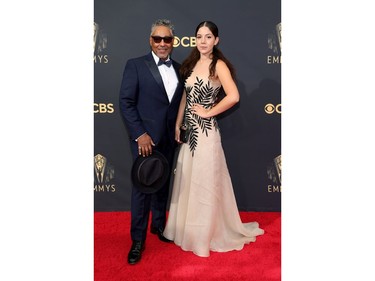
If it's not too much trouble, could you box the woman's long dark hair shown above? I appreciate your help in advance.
[179,21,236,81]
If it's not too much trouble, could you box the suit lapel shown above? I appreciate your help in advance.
[145,54,167,96]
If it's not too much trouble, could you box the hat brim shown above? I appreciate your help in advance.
[131,150,170,194]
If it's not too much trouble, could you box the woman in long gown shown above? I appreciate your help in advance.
[163,21,264,257]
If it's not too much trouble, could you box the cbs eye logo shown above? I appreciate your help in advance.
[264,103,281,114]
[173,36,196,48]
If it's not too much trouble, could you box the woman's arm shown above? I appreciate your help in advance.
[175,90,187,143]
[191,59,239,118]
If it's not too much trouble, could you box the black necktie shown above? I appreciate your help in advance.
[158,59,172,67]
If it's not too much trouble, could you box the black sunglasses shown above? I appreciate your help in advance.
[151,36,174,44]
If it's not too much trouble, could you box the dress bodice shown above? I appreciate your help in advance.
[185,75,222,111]
[183,75,223,155]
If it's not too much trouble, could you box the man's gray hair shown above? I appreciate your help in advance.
[150,19,175,36]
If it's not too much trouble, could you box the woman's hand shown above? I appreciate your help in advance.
[191,104,211,118]
[175,126,182,144]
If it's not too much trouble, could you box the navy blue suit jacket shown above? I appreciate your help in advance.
[119,52,184,157]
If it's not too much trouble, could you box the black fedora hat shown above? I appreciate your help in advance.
[131,150,170,194]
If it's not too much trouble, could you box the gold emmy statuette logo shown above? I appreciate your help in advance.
[274,155,282,183]
[94,22,108,63]
[267,22,282,64]
[267,155,282,192]
[94,154,115,192]
[94,22,98,52]
[276,23,282,51]
[94,154,106,183]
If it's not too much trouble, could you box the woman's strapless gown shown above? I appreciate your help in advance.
[164,74,264,257]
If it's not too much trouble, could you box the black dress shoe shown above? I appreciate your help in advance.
[150,226,173,243]
[127,240,145,265]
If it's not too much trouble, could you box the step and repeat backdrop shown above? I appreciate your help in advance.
[94,0,281,212]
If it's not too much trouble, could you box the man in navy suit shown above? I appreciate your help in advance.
[119,19,183,265]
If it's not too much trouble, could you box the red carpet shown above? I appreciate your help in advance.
[94,211,280,281]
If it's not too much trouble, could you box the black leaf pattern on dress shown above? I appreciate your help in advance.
[185,77,222,156]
